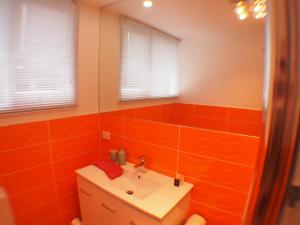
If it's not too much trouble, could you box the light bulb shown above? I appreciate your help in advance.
[234,1,249,20]
[254,4,262,13]
[254,11,266,19]
[238,12,248,20]
[143,0,152,8]
[253,0,267,19]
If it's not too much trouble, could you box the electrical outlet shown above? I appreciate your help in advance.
[101,131,111,140]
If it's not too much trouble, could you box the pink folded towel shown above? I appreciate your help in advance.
[93,160,123,179]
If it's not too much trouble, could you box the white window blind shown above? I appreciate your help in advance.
[120,17,179,101]
[0,0,78,114]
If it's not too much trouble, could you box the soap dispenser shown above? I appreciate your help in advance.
[118,148,126,165]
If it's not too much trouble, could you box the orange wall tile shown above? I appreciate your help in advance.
[178,152,254,192]
[100,114,124,136]
[15,201,60,225]
[189,178,248,215]
[58,193,81,225]
[195,105,229,119]
[173,103,263,136]
[124,119,179,149]
[175,114,196,127]
[135,105,162,120]
[175,103,196,115]
[195,116,227,131]
[179,127,260,166]
[49,114,99,140]
[229,108,262,123]
[124,138,178,174]
[0,143,51,176]
[51,133,99,161]
[161,103,176,118]
[0,121,49,151]
[10,184,57,217]
[0,165,54,196]
[0,113,100,225]
[53,151,99,180]
[190,201,242,225]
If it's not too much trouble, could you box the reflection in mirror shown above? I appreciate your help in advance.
[99,0,265,137]
[97,1,265,224]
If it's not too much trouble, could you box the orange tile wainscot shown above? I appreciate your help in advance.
[0,114,100,225]
[0,103,261,225]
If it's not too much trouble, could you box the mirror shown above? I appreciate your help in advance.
[98,0,265,137]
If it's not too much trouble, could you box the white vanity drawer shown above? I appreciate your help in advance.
[115,202,160,225]
[78,176,122,225]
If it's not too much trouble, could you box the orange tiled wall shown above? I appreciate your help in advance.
[133,103,262,137]
[100,103,262,225]
[0,104,261,225]
[0,114,100,225]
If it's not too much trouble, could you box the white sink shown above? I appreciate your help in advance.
[111,166,163,199]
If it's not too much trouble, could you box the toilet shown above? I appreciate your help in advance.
[0,187,15,225]
[184,214,207,225]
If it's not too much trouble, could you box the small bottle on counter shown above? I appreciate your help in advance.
[109,149,118,162]
[174,174,184,187]
[118,148,126,166]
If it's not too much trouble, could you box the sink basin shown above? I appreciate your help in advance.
[111,166,163,199]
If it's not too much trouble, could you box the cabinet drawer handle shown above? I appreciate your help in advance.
[130,220,138,225]
[101,203,116,213]
[80,188,92,197]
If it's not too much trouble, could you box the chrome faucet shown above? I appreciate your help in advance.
[134,156,147,173]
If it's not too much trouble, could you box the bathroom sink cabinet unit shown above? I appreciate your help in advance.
[76,166,193,225]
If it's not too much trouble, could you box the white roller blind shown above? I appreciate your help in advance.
[0,0,78,114]
[120,17,179,101]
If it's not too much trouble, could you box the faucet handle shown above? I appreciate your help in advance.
[139,156,146,164]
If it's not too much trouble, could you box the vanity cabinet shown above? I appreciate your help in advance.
[77,176,190,225]
[78,176,121,225]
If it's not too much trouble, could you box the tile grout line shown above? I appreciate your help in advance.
[178,150,255,168]
[9,182,55,199]
[98,113,101,160]
[0,130,100,154]
[46,121,63,222]
[114,134,178,153]
[127,157,175,176]
[0,163,52,178]
[0,148,100,179]
[51,130,100,143]
[184,174,249,194]
[122,117,125,148]
[176,126,181,175]
[0,141,51,153]
[191,200,244,217]
[226,108,230,132]
[15,199,59,219]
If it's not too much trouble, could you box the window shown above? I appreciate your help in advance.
[0,0,78,113]
[120,17,179,101]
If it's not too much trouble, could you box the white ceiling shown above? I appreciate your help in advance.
[84,0,265,40]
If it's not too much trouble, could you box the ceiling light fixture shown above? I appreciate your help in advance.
[143,0,153,8]
[232,0,267,20]
[234,1,249,20]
